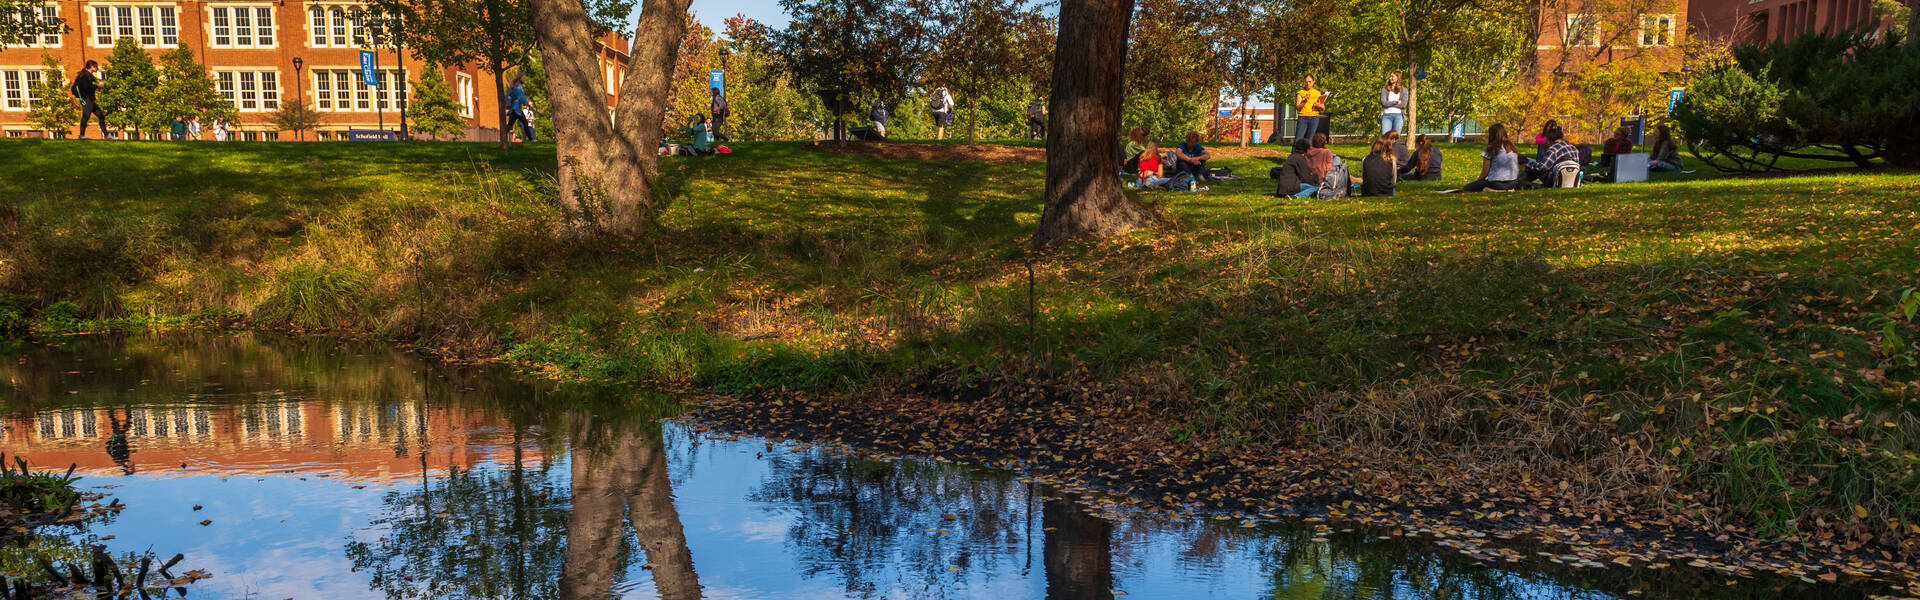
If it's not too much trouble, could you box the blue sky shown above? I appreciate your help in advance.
[689,0,792,32]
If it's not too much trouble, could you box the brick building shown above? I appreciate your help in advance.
[1533,0,1691,72]
[1690,0,1909,44]
[0,2,629,140]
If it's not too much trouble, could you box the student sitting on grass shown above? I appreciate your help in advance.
[1526,121,1580,186]
[682,115,713,156]
[1398,134,1442,181]
[1135,141,1171,188]
[1173,132,1213,180]
[1122,127,1149,173]
[1648,124,1682,172]
[1272,140,1319,198]
[1462,123,1524,192]
[1306,133,1335,182]
[1598,125,1632,181]
[1355,137,1398,196]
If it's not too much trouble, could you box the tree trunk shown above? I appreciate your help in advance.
[484,0,511,150]
[1043,497,1113,600]
[967,82,978,144]
[1404,50,1418,138]
[1272,79,1283,144]
[1238,93,1249,147]
[491,64,510,150]
[1032,0,1154,246]
[627,427,702,600]
[529,0,690,235]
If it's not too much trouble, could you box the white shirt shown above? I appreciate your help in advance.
[1384,90,1403,115]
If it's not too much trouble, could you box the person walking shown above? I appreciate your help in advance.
[212,118,230,141]
[504,76,536,143]
[929,83,955,141]
[71,60,108,139]
[709,86,730,142]
[1025,97,1047,141]
[869,99,889,139]
[169,116,188,141]
[1294,75,1329,144]
[1379,72,1406,135]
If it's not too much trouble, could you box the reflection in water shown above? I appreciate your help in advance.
[0,334,1882,600]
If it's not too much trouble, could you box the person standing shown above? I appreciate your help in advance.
[1379,72,1406,135]
[188,116,203,140]
[929,83,955,141]
[71,60,107,139]
[869,99,889,139]
[503,76,536,143]
[1294,75,1329,144]
[709,87,730,142]
[1025,97,1047,141]
[213,118,229,141]
[169,116,187,141]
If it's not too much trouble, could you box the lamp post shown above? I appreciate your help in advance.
[717,47,731,141]
[292,56,305,141]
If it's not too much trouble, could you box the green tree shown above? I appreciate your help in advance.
[272,103,324,138]
[719,15,824,141]
[98,38,161,137]
[409,66,467,140]
[27,53,75,135]
[142,47,238,135]
[775,0,934,140]
[925,0,1053,143]
[0,0,62,49]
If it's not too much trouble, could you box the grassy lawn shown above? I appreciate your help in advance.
[1,137,1916,558]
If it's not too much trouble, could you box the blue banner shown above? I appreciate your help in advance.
[360,51,378,87]
[709,69,723,95]
[1666,88,1684,115]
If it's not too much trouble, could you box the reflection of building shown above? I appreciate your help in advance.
[2,398,528,481]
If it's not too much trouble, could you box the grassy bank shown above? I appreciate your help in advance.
[1,138,1916,562]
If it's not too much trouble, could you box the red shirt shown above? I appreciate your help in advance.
[1139,154,1162,178]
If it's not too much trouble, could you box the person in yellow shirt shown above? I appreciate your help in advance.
[1294,75,1331,143]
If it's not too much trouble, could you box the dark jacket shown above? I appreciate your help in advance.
[1360,154,1396,196]
[1398,149,1443,180]
[1275,153,1316,194]
[72,70,99,101]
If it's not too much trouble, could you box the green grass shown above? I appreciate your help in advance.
[1,137,1916,544]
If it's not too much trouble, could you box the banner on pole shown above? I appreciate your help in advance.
[360,50,378,87]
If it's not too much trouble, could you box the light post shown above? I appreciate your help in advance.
[717,47,731,141]
[292,56,305,141]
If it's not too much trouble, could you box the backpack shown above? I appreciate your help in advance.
[712,96,730,117]
[931,89,949,111]
[1162,172,1195,191]
[1317,158,1350,199]
[1027,100,1043,118]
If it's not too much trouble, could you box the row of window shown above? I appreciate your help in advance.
[1564,13,1677,48]
[2,128,280,139]
[7,3,392,49]
[0,67,478,117]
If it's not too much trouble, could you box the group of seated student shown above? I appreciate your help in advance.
[1122,128,1219,186]
[1271,130,1446,198]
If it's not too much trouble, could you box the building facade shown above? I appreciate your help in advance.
[0,2,630,140]
[1690,0,1909,45]
[1533,0,1691,73]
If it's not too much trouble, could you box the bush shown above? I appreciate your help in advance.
[1674,32,1920,170]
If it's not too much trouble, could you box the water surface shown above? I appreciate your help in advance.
[0,334,1870,599]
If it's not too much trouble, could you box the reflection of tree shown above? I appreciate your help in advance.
[1259,528,1616,600]
[345,428,572,600]
[749,451,1035,598]
[563,412,701,600]
[1043,497,1113,600]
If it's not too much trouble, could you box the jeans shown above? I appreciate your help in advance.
[507,111,537,142]
[1296,116,1320,143]
[711,114,727,141]
[1176,159,1208,179]
[1290,184,1318,198]
[1380,113,1404,135]
[1463,178,1520,192]
[1649,160,1680,172]
[79,99,106,137]
[1027,117,1045,140]
[1139,175,1170,188]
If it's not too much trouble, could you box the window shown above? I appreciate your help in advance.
[90,4,178,47]
[209,6,275,47]
[1565,14,1600,47]
[1,69,45,111]
[312,68,404,111]
[308,5,388,48]
[456,72,474,118]
[1640,14,1675,46]
[4,4,61,47]
[216,69,280,111]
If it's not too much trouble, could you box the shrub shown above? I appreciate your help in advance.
[1674,32,1920,170]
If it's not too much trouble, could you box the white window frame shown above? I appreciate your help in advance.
[1639,13,1675,46]
[1565,13,1601,47]
[215,68,280,112]
[1,68,47,111]
[88,3,179,48]
[207,4,276,48]
[306,4,385,49]
[311,67,406,112]
[456,72,474,118]
[6,4,62,47]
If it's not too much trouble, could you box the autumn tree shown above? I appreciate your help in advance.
[1033,0,1155,245]
[774,0,933,140]
[27,53,75,134]
[1358,0,1524,138]
[98,38,160,137]
[527,0,689,234]
[925,0,1053,143]
[718,15,823,140]
[664,16,717,136]
[410,67,468,139]
[1123,0,1217,140]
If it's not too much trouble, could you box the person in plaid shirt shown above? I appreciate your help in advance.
[1529,121,1581,185]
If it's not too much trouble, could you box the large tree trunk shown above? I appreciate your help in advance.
[1404,50,1418,139]
[627,427,702,599]
[528,0,690,235]
[1238,93,1249,147]
[1032,0,1155,246]
[1043,497,1113,600]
